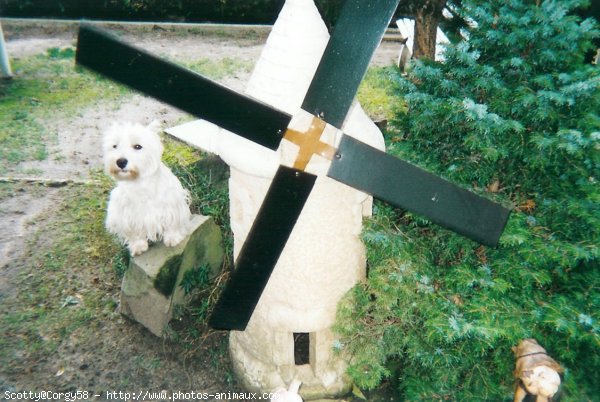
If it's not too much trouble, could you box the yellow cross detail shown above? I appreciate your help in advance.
[283,116,337,171]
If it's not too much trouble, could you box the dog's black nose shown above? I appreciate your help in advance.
[116,158,128,169]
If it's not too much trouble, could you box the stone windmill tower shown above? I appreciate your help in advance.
[168,0,385,397]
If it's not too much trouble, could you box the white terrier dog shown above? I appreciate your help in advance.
[103,121,192,256]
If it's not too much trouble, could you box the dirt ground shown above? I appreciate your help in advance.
[0,19,400,401]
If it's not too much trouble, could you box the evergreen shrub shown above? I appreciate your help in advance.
[335,0,599,400]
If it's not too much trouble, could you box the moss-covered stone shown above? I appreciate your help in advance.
[119,214,223,337]
[153,254,182,297]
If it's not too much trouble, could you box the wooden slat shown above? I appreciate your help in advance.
[76,24,290,151]
[209,166,317,330]
[328,135,510,247]
[301,0,400,128]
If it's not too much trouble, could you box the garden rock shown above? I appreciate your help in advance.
[119,214,223,337]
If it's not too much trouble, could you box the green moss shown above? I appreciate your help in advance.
[113,246,131,278]
[153,254,183,297]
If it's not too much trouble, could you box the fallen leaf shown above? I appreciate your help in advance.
[517,199,536,213]
[451,294,463,306]
[352,384,366,400]
[487,180,500,193]
[61,295,80,308]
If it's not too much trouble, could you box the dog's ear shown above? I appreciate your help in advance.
[147,120,162,133]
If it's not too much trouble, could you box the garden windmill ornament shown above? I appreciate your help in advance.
[168,1,389,394]
[76,0,510,396]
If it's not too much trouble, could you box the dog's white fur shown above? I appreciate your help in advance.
[103,121,192,256]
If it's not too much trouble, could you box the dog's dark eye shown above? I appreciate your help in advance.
[133,144,142,150]
[112,145,117,149]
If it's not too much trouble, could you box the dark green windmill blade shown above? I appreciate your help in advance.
[76,24,290,151]
[207,0,399,330]
[301,0,400,128]
[209,166,316,330]
[328,135,510,247]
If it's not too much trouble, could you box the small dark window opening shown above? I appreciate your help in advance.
[293,332,310,365]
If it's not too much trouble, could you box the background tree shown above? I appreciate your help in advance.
[335,0,599,400]
[396,0,449,59]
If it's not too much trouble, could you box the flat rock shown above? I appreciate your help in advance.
[120,214,223,337]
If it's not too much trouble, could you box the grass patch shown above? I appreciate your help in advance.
[162,137,231,248]
[0,175,121,370]
[181,57,253,80]
[0,182,20,201]
[357,66,405,123]
[0,47,129,174]
[160,136,233,353]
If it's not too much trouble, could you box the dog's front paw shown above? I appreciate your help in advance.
[128,239,149,256]
[163,232,186,247]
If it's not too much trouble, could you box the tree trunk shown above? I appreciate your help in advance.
[412,0,447,60]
